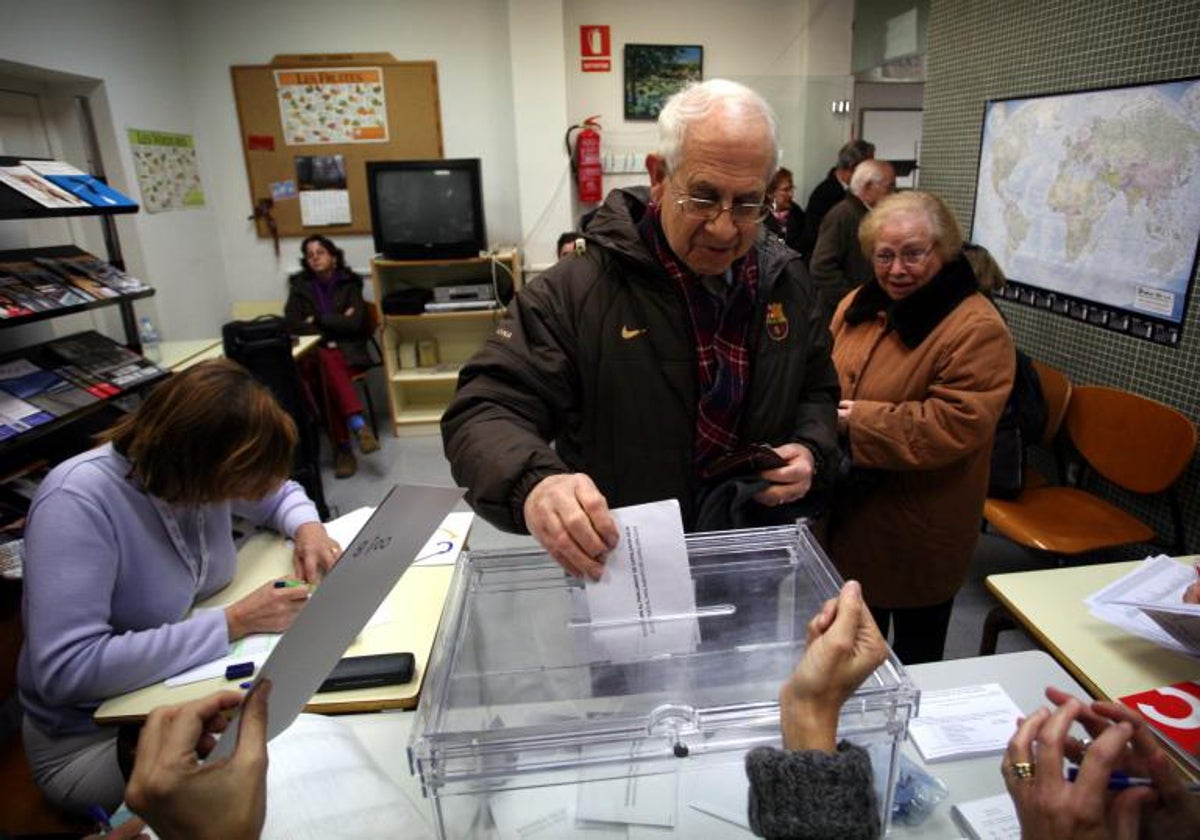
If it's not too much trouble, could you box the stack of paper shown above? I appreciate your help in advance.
[951,793,1020,839]
[1085,555,1200,657]
[907,683,1023,763]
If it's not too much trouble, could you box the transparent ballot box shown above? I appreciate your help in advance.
[410,524,917,838]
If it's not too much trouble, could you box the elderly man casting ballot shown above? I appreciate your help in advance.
[443,79,839,577]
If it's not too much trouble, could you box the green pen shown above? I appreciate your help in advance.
[273,578,306,589]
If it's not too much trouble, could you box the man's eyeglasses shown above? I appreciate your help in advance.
[673,194,769,225]
[873,245,934,268]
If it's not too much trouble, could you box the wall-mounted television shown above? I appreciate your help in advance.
[366,158,487,260]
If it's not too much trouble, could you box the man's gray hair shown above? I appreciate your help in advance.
[837,139,874,170]
[849,159,892,197]
[656,79,780,176]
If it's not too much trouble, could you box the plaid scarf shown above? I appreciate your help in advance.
[639,203,759,469]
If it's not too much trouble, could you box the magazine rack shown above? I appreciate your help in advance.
[0,155,160,469]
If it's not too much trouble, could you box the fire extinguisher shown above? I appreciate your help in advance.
[566,116,603,204]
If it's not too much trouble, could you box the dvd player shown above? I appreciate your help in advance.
[424,300,500,312]
[433,283,494,303]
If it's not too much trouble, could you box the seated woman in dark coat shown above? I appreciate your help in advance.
[284,234,379,479]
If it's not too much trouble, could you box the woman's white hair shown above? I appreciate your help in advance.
[656,79,780,176]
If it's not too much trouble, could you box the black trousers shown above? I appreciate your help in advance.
[869,598,955,665]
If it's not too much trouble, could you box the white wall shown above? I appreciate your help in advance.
[0,0,227,341]
[506,0,572,269]
[0,0,855,339]
[561,0,854,205]
[175,0,520,305]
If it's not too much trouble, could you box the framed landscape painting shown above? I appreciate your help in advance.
[623,44,703,121]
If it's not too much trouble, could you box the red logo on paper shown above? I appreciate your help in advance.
[1119,681,1200,756]
[580,26,610,58]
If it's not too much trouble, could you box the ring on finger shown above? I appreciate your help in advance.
[1009,761,1036,780]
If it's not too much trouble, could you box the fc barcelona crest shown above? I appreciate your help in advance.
[765,302,789,341]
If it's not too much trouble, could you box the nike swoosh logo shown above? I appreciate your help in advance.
[621,326,647,339]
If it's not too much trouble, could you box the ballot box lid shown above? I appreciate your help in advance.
[410,523,917,799]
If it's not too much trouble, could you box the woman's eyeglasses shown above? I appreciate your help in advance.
[873,245,934,268]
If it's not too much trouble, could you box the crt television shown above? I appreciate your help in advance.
[367,158,487,260]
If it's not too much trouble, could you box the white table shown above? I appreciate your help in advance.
[333,650,1083,839]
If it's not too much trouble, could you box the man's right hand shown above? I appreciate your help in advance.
[523,473,619,580]
[779,580,887,752]
[125,683,270,840]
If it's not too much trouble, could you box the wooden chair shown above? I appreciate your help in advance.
[351,302,384,439]
[979,383,1196,654]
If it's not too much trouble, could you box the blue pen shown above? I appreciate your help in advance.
[88,803,113,833]
[1066,766,1200,792]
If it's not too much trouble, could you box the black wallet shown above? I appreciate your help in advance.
[699,443,788,483]
[317,652,415,693]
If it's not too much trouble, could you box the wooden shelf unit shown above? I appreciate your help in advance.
[371,252,520,435]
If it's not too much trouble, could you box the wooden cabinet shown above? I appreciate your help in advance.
[371,251,521,435]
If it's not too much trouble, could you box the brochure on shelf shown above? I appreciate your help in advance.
[0,164,89,209]
[21,160,136,208]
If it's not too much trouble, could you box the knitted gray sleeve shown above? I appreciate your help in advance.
[744,742,881,840]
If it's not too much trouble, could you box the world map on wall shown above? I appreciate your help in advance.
[972,79,1200,327]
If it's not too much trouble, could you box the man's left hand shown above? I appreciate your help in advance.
[752,442,815,507]
[292,522,341,583]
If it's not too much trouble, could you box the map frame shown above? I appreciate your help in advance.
[969,76,1200,348]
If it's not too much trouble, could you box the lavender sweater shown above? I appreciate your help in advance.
[18,444,319,736]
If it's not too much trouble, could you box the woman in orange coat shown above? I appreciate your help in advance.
[826,191,1014,664]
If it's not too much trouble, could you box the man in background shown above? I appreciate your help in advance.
[809,159,896,322]
[556,230,581,259]
[797,139,875,260]
[443,79,839,579]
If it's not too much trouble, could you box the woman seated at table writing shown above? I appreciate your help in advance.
[18,359,341,817]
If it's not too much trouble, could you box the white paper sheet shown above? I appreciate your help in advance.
[259,714,435,840]
[575,762,678,828]
[323,506,473,568]
[211,484,462,759]
[951,792,1020,839]
[583,499,699,663]
[907,683,1023,762]
[165,633,278,687]
[489,786,624,840]
[299,189,351,225]
[1086,554,1200,656]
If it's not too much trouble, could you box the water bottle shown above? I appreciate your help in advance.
[139,316,161,363]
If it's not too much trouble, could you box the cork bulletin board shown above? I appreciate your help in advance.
[231,52,443,239]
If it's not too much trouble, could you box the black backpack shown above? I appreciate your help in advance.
[221,315,329,519]
[988,349,1048,499]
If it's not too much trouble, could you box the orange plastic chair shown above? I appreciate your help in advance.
[985,385,1196,556]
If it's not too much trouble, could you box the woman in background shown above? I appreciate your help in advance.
[285,234,379,479]
[18,360,340,817]
[826,191,1014,664]
[763,167,805,254]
